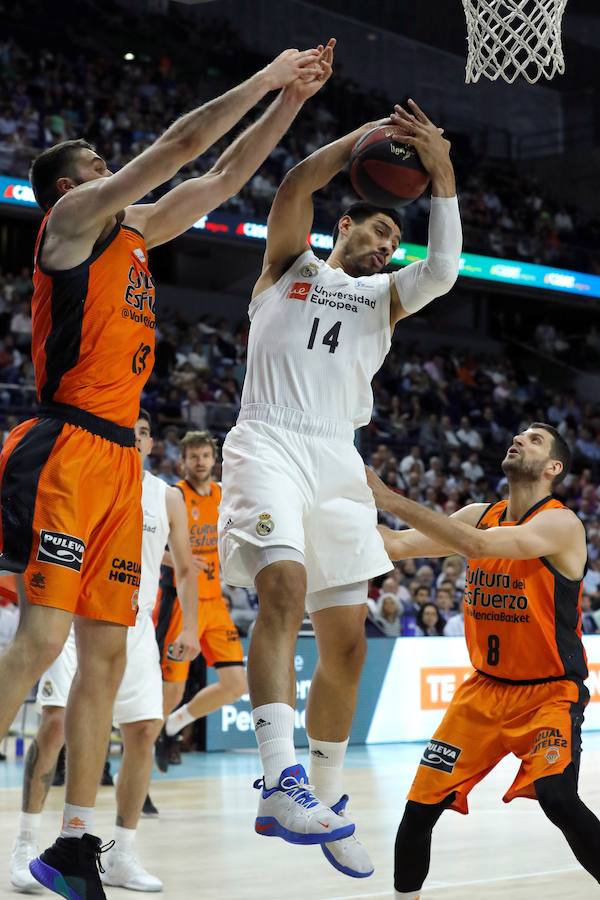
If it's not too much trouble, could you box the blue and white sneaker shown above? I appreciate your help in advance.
[254,764,355,845]
[321,795,374,878]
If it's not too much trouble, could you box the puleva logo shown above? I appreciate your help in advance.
[36,531,85,572]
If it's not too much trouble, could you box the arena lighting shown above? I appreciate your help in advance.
[124,52,135,61]
[1,175,599,301]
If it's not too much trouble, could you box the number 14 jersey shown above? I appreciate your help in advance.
[242,250,391,429]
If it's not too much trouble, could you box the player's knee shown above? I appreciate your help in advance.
[123,719,161,752]
[256,565,306,628]
[535,773,578,828]
[399,799,448,836]
[321,632,367,678]
[221,666,247,702]
[18,632,65,675]
[38,707,66,751]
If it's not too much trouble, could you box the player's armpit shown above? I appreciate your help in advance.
[470,508,582,562]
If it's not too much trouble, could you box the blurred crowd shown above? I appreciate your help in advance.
[0,3,599,273]
[2,260,600,638]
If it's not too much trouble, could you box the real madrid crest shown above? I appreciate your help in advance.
[41,680,53,698]
[300,262,319,279]
[256,512,275,536]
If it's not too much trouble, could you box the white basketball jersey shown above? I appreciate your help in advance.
[241,250,392,428]
[138,471,169,614]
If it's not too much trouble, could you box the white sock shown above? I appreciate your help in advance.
[252,703,296,789]
[114,824,136,852]
[61,803,95,839]
[308,736,349,807]
[18,811,42,842]
[165,703,195,737]
[395,892,421,899]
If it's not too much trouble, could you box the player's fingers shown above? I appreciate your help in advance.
[407,98,432,124]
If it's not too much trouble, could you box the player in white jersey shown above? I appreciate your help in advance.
[218,98,462,872]
[10,410,199,894]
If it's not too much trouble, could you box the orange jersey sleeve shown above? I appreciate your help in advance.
[464,497,587,683]
[31,215,156,428]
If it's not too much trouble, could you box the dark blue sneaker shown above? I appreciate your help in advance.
[29,834,113,899]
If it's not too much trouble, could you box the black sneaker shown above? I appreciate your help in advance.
[29,833,113,899]
[155,727,169,774]
[142,794,159,817]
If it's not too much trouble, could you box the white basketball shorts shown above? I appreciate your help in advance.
[218,404,392,596]
[37,611,163,725]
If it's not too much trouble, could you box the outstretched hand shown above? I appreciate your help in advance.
[366,466,396,512]
[284,38,336,102]
[389,98,451,176]
[262,47,323,91]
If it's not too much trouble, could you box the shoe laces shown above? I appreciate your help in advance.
[94,840,115,875]
[279,775,321,809]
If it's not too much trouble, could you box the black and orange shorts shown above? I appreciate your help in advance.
[153,584,244,683]
[408,671,588,813]
[0,404,142,626]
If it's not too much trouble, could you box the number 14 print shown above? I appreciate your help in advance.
[307,318,342,354]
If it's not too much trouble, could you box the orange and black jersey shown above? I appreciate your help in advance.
[160,480,222,601]
[464,496,587,684]
[31,212,156,428]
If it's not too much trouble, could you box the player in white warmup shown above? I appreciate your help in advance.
[218,99,462,875]
[10,410,199,893]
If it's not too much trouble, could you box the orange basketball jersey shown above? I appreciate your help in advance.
[177,480,222,600]
[31,213,156,427]
[465,496,587,683]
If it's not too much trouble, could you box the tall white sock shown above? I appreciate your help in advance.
[114,825,136,852]
[18,811,42,842]
[61,803,95,839]
[166,704,195,737]
[252,703,296,789]
[308,736,349,807]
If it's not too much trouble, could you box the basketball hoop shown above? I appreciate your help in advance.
[462,0,568,84]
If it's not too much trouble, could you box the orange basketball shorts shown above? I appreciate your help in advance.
[0,413,142,627]
[153,584,244,682]
[408,671,588,814]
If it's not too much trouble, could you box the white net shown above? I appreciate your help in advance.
[462,0,568,84]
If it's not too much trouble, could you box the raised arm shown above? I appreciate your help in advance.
[378,502,487,560]
[50,48,322,240]
[388,100,462,327]
[130,41,335,249]
[164,487,200,662]
[367,467,586,574]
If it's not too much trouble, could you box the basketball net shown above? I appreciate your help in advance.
[462,0,568,84]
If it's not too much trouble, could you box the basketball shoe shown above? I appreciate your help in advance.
[321,795,374,878]
[141,794,159,817]
[29,834,111,899]
[254,764,355,845]
[100,847,163,892]
[10,837,43,893]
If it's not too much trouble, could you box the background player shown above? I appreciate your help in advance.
[218,97,462,871]
[10,410,198,894]
[367,424,600,897]
[0,42,334,898]
[154,431,246,766]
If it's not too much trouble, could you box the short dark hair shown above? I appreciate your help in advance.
[137,408,152,431]
[29,139,93,211]
[530,422,571,487]
[332,201,403,244]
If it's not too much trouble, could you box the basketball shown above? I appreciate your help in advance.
[349,125,431,208]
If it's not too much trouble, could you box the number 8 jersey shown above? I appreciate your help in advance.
[465,497,588,684]
[241,249,392,428]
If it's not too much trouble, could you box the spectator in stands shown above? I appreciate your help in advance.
[415,603,445,637]
[371,593,403,637]
[443,607,465,636]
[581,594,597,634]
[456,416,483,451]
[462,451,485,483]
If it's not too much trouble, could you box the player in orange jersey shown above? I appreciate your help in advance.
[367,423,600,898]
[0,41,335,900]
[153,431,246,769]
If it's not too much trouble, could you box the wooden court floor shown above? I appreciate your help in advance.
[0,740,599,899]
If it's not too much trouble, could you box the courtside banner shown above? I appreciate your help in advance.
[2,175,600,301]
[206,636,600,750]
